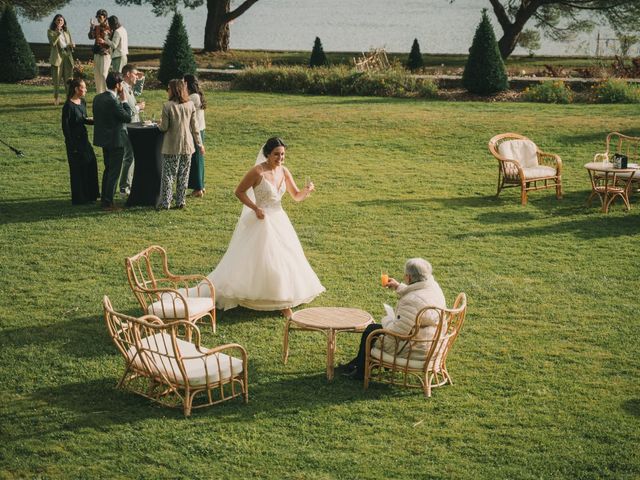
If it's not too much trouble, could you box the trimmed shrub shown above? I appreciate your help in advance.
[309,37,328,68]
[523,81,574,104]
[406,38,424,71]
[0,6,37,82]
[231,66,438,99]
[158,12,196,86]
[592,79,640,103]
[462,9,508,95]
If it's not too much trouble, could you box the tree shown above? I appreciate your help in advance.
[517,29,541,57]
[406,38,424,71]
[0,5,37,82]
[462,9,508,95]
[115,0,260,52]
[0,0,71,20]
[158,12,197,86]
[309,37,328,67]
[453,0,640,59]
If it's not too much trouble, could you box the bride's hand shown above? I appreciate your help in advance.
[254,207,265,219]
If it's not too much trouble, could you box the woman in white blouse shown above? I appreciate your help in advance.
[105,16,128,72]
[184,74,207,197]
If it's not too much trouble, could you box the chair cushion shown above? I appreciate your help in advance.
[370,347,444,371]
[498,139,538,168]
[614,170,639,180]
[521,165,557,180]
[147,292,214,319]
[127,333,243,386]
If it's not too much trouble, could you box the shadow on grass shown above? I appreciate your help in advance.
[457,212,639,240]
[18,378,181,435]
[0,198,105,225]
[25,371,398,434]
[0,312,138,359]
[353,194,504,210]
[0,198,161,225]
[622,398,640,417]
[215,306,289,326]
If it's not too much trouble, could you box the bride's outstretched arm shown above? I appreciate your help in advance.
[235,167,265,219]
[284,167,314,202]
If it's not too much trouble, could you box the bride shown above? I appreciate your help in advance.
[203,137,325,317]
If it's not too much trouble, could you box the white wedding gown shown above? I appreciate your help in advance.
[203,175,325,311]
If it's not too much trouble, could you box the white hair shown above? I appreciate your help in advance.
[404,258,432,283]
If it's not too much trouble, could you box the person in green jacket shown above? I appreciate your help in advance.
[47,14,75,106]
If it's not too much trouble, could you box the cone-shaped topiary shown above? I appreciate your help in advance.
[406,38,424,71]
[158,12,197,86]
[0,6,37,82]
[309,36,328,68]
[462,9,508,95]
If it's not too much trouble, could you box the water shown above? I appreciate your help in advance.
[20,0,616,57]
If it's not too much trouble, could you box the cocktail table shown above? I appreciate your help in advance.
[584,162,638,213]
[283,307,373,381]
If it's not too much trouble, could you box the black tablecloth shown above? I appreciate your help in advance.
[126,123,163,207]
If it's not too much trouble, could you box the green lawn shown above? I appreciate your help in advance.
[0,84,639,479]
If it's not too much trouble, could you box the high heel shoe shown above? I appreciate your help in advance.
[192,190,204,197]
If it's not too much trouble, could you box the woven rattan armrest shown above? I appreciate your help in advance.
[364,327,413,351]
[538,151,562,169]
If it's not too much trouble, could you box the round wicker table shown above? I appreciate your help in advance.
[283,307,374,381]
[584,161,638,213]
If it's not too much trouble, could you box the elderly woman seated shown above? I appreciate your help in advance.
[341,258,446,380]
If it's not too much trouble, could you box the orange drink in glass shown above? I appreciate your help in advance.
[381,272,389,287]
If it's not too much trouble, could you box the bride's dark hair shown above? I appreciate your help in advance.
[263,137,287,156]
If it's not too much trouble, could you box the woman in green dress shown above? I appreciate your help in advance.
[47,14,74,106]
[61,78,100,205]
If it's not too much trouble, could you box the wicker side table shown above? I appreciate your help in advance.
[283,307,373,380]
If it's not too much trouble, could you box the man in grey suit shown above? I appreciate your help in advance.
[93,71,132,210]
[118,64,146,195]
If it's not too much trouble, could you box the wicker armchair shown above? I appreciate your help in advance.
[125,245,216,336]
[103,296,248,416]
[488,133,563,205]
[364,293,467,398]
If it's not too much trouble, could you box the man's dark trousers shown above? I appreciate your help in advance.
[101,145,125,206]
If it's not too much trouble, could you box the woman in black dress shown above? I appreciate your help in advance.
[61,78,100,204]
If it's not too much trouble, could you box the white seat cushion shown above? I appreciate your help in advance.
[498,139,539,168]
[127,333,243,386]
[521,165,557,179]
[614,170,639,180]
[147,290,214,319]
[370,347,445,370]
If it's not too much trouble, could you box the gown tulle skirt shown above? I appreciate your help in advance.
[204,203,325,311]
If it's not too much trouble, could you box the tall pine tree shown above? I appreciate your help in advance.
[462,9,508,95]
[0,6,37,82]
[158,12,197,86]
[309,37,328,68]
[406,38,424,71]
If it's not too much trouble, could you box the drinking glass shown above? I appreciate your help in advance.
[380,271,389,287]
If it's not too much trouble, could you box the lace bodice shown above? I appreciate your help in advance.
[253,177,285,209]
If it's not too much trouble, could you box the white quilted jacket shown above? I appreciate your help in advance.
[378,278,446,359]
